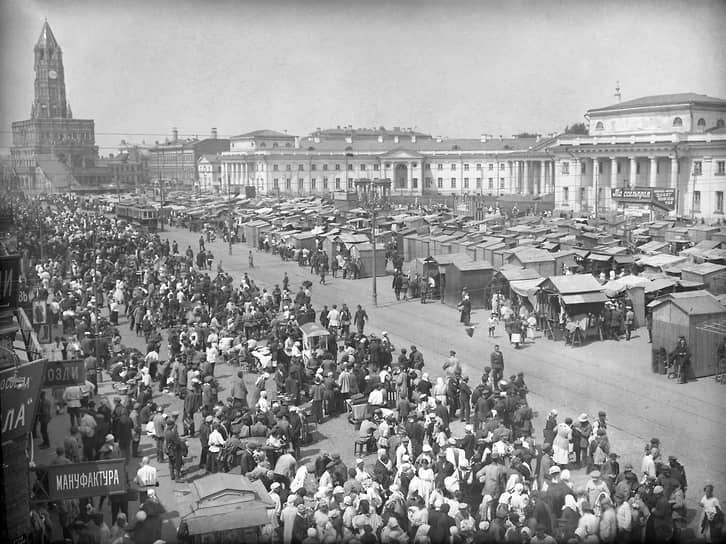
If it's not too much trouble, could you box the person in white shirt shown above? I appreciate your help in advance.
[134,456,158,502]
[367,384,385,407]
[207,424,225,473]
[327,305,340,333]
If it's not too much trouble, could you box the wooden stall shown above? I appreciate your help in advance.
[648,290,726,378]
[505,248,556,277]
[693,318,726,378]
[448,259,495,309]
[354,242,388,278]
[680,263,726,296]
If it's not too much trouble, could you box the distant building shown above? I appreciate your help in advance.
[220,127,554,198]
[548,93,726,221]
[148,127,229,189]
[197,154,223,193]
[96,154,148,188]
[10,21,107,193]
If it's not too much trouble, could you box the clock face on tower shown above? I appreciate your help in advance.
[49,70,57,79]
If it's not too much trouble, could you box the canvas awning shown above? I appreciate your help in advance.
[561,292,608,305]
[510,278,544,297]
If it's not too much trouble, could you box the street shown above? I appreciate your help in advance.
[33,222,726,540]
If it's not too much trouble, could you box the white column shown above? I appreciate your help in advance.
[649,156,657,187]
[523,160,530,194]
[629,157,637,188]
[592,158,600,214]
[610,157,618,188]
[670,156,678,189]
[407,163,413,191]
[539,160,546,194]
[508,161,514,193]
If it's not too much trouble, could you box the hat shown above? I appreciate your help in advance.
[653,485,664,495]
[578,413,588,423]
[382,331,388,336]
[609,452,619,459]
[668,455,677,461]
[624,463,633,471]
[590,470,601,478]
[548,465,561,475]
[105,434,115,443]
[205,415,213,423]
[422,444,432,452]
[270,482,281,491]
[333,486,344,494]
[598,410,606,417]
[156,406,163,412]
[464,424,473,432]
[356,458,364,465]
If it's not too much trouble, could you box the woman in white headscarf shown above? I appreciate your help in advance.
[553,417,573,466]
[417,458,435,506]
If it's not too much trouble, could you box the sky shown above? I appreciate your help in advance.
[1,0,725,154]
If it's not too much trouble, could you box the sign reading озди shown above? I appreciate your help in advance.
[44,458,128,501]
[43,359,85,387]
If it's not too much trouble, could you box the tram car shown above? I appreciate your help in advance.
[115,203,160,231]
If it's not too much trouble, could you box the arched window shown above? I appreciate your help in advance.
[717,119,725,128]
[673,117,683,127]
[595,121,604,130]
[697,118,706,127]
[259,142,266,148]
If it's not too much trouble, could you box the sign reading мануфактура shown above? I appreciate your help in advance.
[45,459,128,501]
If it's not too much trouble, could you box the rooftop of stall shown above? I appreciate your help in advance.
[505,247,556,277]
[474,238,505,262]
[711,229,726,246]
[637,252,688,274]
[680,262,726,295]
[687,224,721,243]
[539,273,608,316]
[637,240,670,255]
[647,221,673,242]
[648,290,726,378]
[491,265,543,300]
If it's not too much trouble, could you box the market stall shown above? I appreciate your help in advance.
[178,474,274,544]
[538,274,607,344]
[648,290,726,378]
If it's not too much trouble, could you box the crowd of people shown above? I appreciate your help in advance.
[4,192,722,544]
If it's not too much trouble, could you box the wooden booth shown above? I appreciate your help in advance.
[680,262,726,296]
[648,290,726,378]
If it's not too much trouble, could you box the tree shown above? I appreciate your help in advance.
[563,122,587,134]
[514,132,540,138]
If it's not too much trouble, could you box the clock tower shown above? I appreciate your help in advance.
[11,20,106,193]
[32,20,69,119]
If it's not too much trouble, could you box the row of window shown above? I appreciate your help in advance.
[693,191,724,213]
[559,160,725,176]
[594,118,725,130]
[271,177,354,191]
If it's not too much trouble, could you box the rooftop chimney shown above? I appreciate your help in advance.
[394,135,399,144]
[411,135,417,143]
[172,127,179,142]
[211,127,218,139]
[377,135,384,143]
[480,134,488,143]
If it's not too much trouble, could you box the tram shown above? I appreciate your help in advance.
[115,202,160,231]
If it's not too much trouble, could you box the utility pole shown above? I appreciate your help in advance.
[228,174,233,256]
[371,207,377,306]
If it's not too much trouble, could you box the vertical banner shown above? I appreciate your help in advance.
[1,359,48,443]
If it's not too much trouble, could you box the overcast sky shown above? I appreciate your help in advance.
[1,0,725,153]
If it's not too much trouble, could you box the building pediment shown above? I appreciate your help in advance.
[380,148,424,160]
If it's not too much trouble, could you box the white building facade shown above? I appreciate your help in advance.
[219,128,557,199]
[548,93,726,221]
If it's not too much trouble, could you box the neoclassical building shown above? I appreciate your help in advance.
[548,93,726,221]
[220,128,557,199]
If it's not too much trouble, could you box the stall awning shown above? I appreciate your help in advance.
[561,292,608,305]
[510,278,544,297]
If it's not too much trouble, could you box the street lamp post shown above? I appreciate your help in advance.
[362,179,390,307]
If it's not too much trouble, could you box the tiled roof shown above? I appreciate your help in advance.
[589,93,726,113]
[234,137,539,156]
[233,129,294,139]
